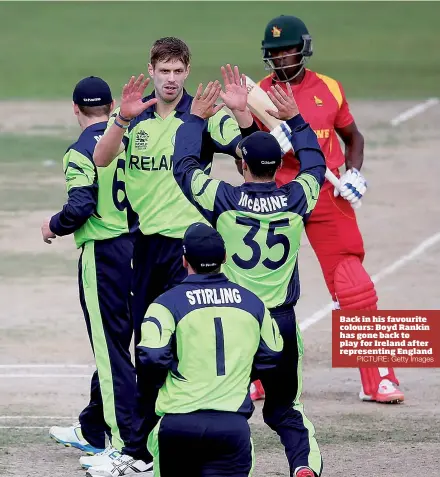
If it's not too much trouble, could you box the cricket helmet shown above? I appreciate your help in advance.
[261,15,313,81]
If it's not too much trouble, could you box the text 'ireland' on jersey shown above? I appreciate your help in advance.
[108,91,241,238]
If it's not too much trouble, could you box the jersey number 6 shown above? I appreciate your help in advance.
[232,217,290,271]
[112,158,130,211]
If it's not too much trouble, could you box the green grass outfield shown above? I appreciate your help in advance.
[1,1,439,99]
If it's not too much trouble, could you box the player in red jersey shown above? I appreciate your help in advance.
[249,14,404,404]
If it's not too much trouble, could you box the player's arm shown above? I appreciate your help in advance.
[172,114,227,225]
[217,64,261,174]
[334,82,364,171]
[93,110,129,167]
[265,84,326,217]
[286,118,327,219]
[207,109,242,159]
[137,302,176,382]
[136,302,176,427]
[253,306,283,373]
[94,74,158,167]
[49,149,98,237]
[333,81,367,205]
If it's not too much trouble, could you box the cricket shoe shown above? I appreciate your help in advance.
[295,466,315,477]
[85,454,153,477]
[250,380,265,401]
[49,421,105,455]
[80,445,121,469]
[359,379,404,404]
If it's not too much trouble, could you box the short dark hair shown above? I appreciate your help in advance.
[150,37,191,68]
[247,162,278,180]
[78,104,112,118]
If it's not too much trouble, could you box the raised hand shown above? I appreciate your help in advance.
[190,81,225,119]
[119,74,158,120]
[219,64,248,112]
[266,83,300,121]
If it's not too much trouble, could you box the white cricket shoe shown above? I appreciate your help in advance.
[49,421,104,455]
[359,379,404,404]
[80,445,121,469]
[85,454,153,477]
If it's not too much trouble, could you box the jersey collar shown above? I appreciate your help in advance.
[141,88,192,114]
[183,273,228,284]
[83,121,107,134]
[241,181,278,192]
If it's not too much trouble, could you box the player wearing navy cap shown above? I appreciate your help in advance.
[87,222,283,477]
[42,76,137,468]
[171,78,325,477]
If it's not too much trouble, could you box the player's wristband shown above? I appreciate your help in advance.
[118,113,132,123]
[239,120,260,138]
[114,118,130,130]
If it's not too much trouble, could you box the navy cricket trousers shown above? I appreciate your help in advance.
[123,232,188,460]
[148,411,253,477]
[257,306,322,477]
[78,234,136,451]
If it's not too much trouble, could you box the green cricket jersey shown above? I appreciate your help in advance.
[137,273,283,416]
[106,90,241,238]
[50,122,129,248]
[171,114,326,309]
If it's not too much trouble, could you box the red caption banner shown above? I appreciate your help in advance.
[332,310,440,367]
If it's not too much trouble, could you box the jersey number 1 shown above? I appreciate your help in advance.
[214,317,226,376]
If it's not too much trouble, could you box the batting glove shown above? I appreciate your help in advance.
[270,122,292,155]
[334,168,367,205]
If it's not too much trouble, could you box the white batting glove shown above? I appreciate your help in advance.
[334,168,367,205]
[270,122,292,155]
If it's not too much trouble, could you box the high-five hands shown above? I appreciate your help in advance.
[266,83,300,121]
[219,64,248,112]
[119,74,158,120]
[190,81,225,120]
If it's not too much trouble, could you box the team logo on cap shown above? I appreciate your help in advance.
[135,130,149,150]
[272,26,282,38]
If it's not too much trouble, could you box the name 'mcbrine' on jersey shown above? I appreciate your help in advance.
[172,114,326,309]
[51,122,130,248]
[107,90,241,238]
[137,273,283,416]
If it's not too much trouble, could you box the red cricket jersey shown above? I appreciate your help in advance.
[257,69,354,188]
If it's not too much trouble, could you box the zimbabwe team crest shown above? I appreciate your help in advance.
[135,129,149,150]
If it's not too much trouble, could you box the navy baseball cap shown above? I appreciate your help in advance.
[239,131,282,170]
[183,223,226,272]
[73,76,113,106]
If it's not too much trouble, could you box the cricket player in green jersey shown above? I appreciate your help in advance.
[90,38,260,472]
[41,77,138,469]
[171,76,325,477]
[88,222,283,477]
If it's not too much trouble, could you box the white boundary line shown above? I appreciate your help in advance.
[0,426,49,429]
[0,364,93,369]
[390,98,439,126]
[300,231,440,332]
[0,416,74,419]
[0,374,90,378]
